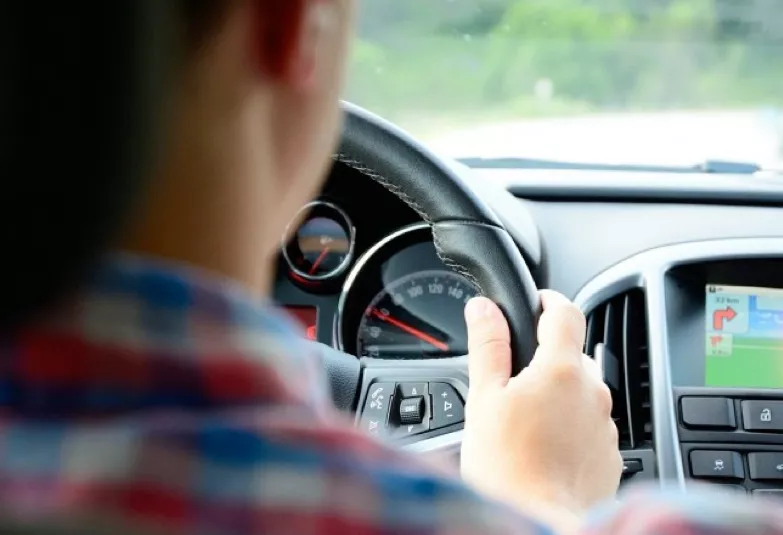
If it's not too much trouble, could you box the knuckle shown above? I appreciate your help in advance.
[545,301,585,329]
[547,360,582,384]
[471,337,509,357]
[539,302,586,348]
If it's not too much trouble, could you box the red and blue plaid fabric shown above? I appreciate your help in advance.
[0,254,779,534]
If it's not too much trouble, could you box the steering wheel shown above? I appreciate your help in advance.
[317,103,541,451]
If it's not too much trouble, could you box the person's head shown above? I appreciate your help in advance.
[124,0,356,289]
[2,0,356,327]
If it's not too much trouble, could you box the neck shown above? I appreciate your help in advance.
[120,94,277,297]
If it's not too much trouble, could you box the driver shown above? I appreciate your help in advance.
[3,1,782,534]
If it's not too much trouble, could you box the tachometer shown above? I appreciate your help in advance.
[282,201,355,286]
[357,270,477,359]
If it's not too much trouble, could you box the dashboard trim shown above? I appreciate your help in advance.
[574,237,783,487]
[480,168,783,205]
[333,222,430,351]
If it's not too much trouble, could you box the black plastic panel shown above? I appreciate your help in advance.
[523,202,783,299]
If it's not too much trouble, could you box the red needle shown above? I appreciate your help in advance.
[309,248,329,275]
[370,309,449,352]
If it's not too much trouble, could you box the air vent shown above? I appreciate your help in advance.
[584,289,651,450]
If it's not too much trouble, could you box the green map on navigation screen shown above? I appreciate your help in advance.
[705,285,783,389]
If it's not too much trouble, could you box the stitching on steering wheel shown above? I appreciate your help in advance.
[335,154,431,224]
[335,154,485,295]
[432,233,485,294]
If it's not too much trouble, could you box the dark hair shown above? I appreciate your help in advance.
[0,3,183,330]
[183,0,224,47]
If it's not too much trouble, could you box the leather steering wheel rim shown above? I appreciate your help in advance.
[338,102,541,375]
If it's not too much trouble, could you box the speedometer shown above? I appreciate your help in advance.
[357,270,478,359]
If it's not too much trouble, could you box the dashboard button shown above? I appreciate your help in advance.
[749,453,783,481]
[430,383,464,430]
[690,450,744,479]
[622,459,643,477]
[680,397,736,430]
[742,400,783,432]
[360,382,394,437]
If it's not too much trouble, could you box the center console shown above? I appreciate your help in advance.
[574,238,783,494]
[667,259,783,496]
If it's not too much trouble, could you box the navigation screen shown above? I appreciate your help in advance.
[705,285,783,389]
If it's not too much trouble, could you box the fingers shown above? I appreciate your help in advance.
[536,290,586,356]
[466,297,512,390]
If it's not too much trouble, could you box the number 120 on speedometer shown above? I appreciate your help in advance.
[356,270,477,359]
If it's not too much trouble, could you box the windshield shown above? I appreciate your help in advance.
[347,0,783,169]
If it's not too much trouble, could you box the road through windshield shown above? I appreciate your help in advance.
[347,1,783,169]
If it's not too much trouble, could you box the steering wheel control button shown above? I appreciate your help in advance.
[399,396,425,425]
[391,421,429,438]
[430,382,464,430]
[748,453,783,481]
[680,397,736,430]
[742,400,783,432]
[690,450,744,480]
[399,382,428,398]
[360,383,394,437]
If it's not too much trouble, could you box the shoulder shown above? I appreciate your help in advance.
[2,411,549,535]
[188,410,552,534]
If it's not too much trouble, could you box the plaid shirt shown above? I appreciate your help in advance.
[0,254,780,534]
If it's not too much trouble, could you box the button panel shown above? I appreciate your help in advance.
[359,380,464,441]
[678,390,783,494]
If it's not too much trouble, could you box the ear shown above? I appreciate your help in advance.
[252,0,335,92]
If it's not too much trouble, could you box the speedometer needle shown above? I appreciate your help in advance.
[370,308,450,352]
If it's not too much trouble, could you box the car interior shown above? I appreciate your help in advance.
[8,8,783,531]
[274,102,783,496]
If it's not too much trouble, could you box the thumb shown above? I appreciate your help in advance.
[465,297,512,390]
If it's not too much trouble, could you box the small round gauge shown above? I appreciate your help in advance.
[283,201,355,284]
[357,270,478,359]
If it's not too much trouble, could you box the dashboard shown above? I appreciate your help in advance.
[274,162,477,361]
[272,154,783,495]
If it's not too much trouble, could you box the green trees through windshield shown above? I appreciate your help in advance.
[348,0,783,131]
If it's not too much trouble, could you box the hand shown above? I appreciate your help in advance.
[460,291,622,531]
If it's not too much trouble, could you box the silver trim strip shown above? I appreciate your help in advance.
[333,222,430,351]
[574,237,783,486]
[403,430,464,454]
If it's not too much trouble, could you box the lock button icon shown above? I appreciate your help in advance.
[761,408,773,422]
